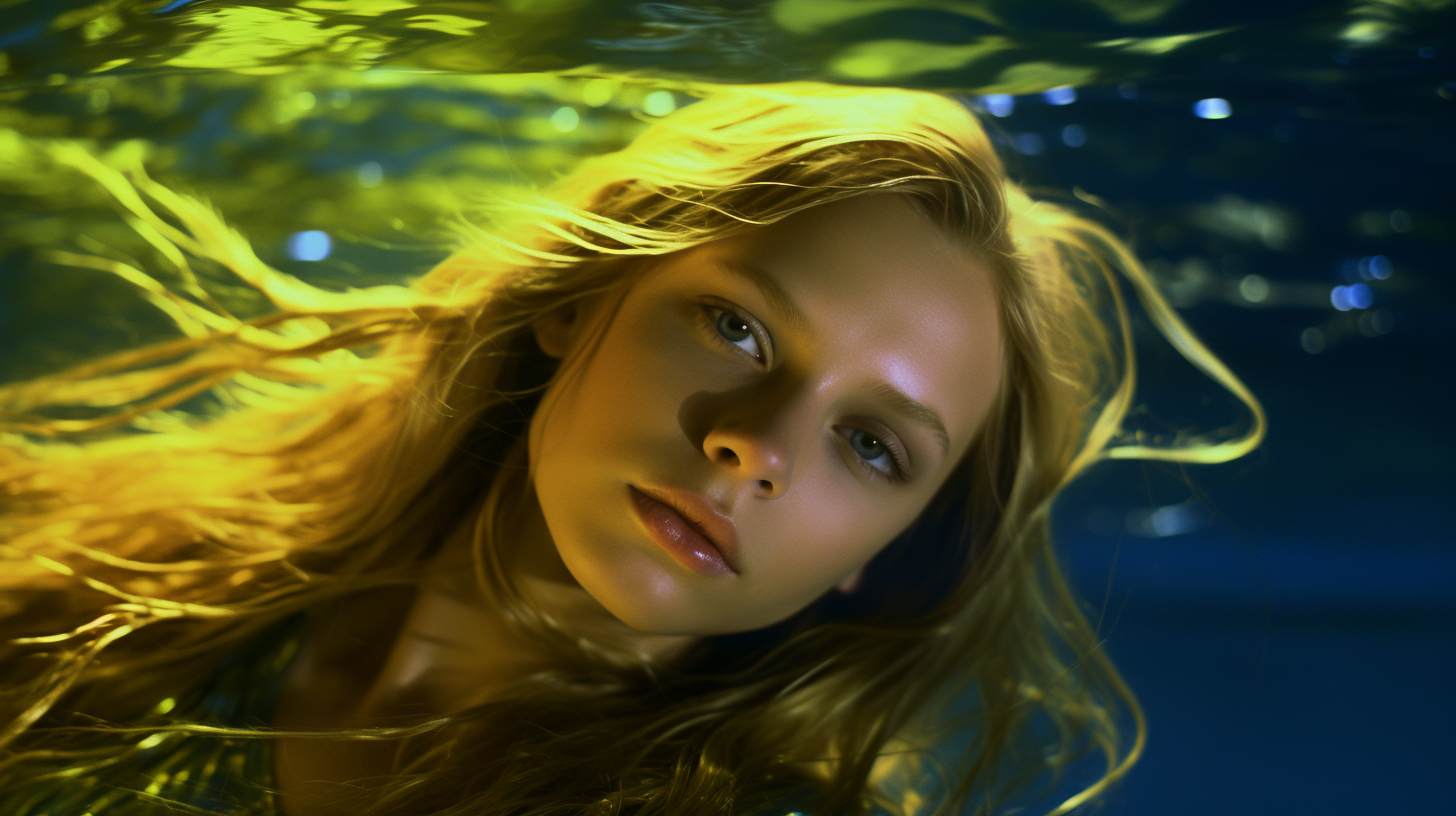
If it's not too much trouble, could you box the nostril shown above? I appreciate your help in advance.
[758,479,772,491]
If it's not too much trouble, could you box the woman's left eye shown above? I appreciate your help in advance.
[840,427,908,482]
[703,306,766,363]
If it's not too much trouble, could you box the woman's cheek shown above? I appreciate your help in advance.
[754,478,860,582]
[608,303,692,388]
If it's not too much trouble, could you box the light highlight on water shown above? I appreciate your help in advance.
[1043,86,1076,105]
[287,230,331,262]
[981,94,1014,117]
[1193,98,1231,119]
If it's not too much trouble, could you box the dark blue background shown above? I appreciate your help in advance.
[1022,68,1455,816]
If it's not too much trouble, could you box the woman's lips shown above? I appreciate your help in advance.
[629,485,739,577]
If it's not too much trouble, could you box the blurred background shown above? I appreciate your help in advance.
[1,0,1452,813]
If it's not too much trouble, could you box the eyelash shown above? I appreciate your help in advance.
[839,425,911,483]
[698,303,769,364]
[698,303,910,485]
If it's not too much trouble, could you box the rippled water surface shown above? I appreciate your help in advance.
[1,1,1452,813]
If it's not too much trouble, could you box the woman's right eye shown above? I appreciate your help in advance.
[701,305,767,364]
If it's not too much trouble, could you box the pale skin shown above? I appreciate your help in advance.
[271,193,1005,815]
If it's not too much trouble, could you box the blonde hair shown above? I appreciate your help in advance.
[0,82,1263,815]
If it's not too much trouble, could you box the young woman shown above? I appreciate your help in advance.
[0,82,1263,815]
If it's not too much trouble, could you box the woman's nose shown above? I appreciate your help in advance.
[702,422,793,498]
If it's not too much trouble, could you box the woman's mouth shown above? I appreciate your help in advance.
[628,485,739,577]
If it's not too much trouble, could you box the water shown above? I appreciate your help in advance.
[2,1,1452,813]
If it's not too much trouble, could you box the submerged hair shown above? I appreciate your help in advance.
[0,82,1263,815]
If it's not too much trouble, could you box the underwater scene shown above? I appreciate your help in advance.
[0,0,1451,813]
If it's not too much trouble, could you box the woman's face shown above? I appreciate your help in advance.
[528,193,1004,636]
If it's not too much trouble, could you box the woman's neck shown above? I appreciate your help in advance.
[357,492,697,719]
[272,490,697,815]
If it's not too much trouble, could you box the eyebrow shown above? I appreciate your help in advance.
[714,260,814,337]
[715,259,952,459]
[868,381,952,457]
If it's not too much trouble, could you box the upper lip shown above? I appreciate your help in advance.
[633,484,741,573]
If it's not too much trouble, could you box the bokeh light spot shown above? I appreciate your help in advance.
[287,230,331,262]
[1061,124,1086,147]
[1043,86,1076,105]
[643,91,676,116]
[1348,283,1373,309]
[1239,274,1269,303]
[1330,284,1372,311]
[1014,133,1045,155]
[357,161,382,188]
[1126,502,1203,537]
[981,94,1014,117]
[583,78,616,107]
[1359,309,1394,336]
[550,106,580,132]
[1193,98,1231,119]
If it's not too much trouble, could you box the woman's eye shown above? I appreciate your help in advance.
[707,307,765,362]
[841,427,906,481]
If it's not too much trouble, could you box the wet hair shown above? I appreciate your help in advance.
[0,82,1262,815]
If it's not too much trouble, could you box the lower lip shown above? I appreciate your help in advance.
[629,487,736,577]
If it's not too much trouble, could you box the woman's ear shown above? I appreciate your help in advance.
[531,303,581,360]
[835,565,866,595]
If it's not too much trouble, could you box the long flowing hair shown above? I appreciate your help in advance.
[0,82,1263,815]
